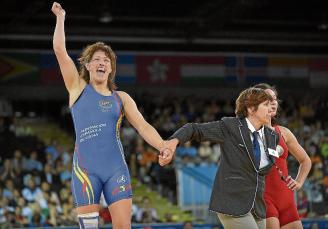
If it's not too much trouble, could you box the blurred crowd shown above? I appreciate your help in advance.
[0,91,328,227]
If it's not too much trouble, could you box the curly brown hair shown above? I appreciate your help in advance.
[78,42,117,90]
[235,87,272,118]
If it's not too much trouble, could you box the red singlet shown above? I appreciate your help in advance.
[264,126,300,226]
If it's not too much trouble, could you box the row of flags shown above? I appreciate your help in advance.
[0,52,328,87]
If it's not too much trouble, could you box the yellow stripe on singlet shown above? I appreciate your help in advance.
[73,165,91,204]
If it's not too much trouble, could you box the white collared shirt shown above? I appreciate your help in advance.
[245,118,270,169]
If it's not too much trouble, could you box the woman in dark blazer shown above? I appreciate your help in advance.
[159,87,279,229]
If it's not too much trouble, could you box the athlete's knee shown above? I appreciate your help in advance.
[78,212,99,229]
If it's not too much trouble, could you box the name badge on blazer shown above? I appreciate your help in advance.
[268,148,279,157]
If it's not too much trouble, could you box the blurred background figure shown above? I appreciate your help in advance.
[136,196,159,223]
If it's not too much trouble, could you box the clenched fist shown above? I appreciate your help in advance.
[51,2,65,18]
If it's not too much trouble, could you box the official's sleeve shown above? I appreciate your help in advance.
[169,121,225,145]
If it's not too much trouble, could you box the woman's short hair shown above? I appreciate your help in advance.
[235,87,272,118]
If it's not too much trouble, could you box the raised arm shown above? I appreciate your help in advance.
[52,2,82,101]
[117,91,165,151]
[281,126,312,191]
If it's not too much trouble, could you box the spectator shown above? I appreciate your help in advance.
[211,143,222,163]
[21,177,42,204]
[45,139,60,161]
[0,158,15,181]
[16,197,33,220]
[176,141,197,159]
[40,164,61,193]
[3,179,15,200]
[138,145,158,184]
[198,141,213,162]
[23,151,43,172]
[14,206,29,227]
[12,149,26,173]
[183,220,193,229]
[297,190,309,218]
[136,196,159,223]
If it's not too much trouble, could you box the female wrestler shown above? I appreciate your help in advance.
[52,2,169,228]
[254,83,311,229]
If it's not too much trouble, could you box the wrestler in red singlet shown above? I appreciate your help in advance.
[264,127,300,226]
[255,83,311,229]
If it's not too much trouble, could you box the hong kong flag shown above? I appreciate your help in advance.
[136,55,182,85]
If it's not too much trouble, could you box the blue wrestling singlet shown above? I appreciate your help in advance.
[70,84,132,207]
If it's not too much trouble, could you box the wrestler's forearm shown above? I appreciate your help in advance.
[138,123,164,151]
[53,16,66,53]
[295,158,312,186]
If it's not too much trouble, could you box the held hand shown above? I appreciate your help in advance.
[164,139,179,154]
[158,148,173,166]
[286,176,302,191]
[51,2,66,18]
[158,139,179,166]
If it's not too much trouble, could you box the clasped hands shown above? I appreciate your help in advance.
[158,139,179,166]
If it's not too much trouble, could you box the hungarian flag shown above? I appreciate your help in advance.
[180,56,226,85]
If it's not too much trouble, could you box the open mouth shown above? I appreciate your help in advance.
[96,70,106,75]
[97,67,106,73]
